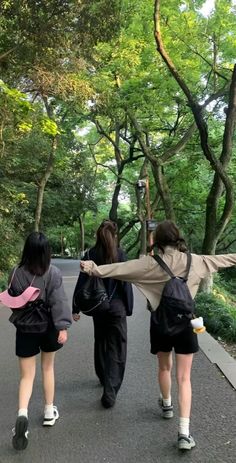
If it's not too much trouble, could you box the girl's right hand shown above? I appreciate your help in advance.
[58,329,68,344]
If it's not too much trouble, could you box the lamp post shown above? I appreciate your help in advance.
[145,175,157,254]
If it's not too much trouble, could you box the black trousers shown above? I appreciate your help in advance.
[93,299,127,403]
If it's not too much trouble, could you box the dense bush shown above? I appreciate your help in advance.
[195,292,236,343]
[217,268,236,295]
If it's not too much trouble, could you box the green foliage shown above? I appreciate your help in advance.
[1,0,236,273]
[46,224,80,257]
[41,118,60,137]
[0,215,23,275]
[217,268,236,295]
[195,292,236,343]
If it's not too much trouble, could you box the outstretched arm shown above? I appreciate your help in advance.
[80,257,149,284]
[195,253,236,278]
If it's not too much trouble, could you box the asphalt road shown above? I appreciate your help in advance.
[0,259,236,463]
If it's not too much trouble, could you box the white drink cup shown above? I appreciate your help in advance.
[191,317,204,329]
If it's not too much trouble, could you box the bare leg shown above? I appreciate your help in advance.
[13,356,36,450]
[175,353,196,449]
[18,356,36,409]
[157,351,173,399]
[175,353,193,418]
[41,351,56,405]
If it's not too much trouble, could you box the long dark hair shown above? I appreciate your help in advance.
[19,232,51,276]
[94,220,118,265]
[154,220,187,253]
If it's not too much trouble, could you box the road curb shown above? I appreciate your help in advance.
[199,331,236,390]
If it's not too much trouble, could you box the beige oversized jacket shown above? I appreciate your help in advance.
[85,246,236,311]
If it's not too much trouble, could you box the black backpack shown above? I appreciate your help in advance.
[73,276,116,317]
[73,249,117,317]
[152,253,195,336]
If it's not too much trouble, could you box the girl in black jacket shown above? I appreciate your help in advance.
[73,220,133,408]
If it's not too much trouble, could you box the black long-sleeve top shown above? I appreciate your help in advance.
[72,247,134,316]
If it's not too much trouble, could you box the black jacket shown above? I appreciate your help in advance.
[72,247,133,316]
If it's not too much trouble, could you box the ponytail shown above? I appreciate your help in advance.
[94,220,118,264]
[176,238,187,253]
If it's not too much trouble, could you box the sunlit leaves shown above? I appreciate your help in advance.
[17,122,33,133]
[0,79,32,114]
[41,118,60,137]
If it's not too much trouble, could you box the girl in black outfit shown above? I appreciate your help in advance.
[73,220,133,408]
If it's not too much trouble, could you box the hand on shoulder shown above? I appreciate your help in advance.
[80,260,94,274]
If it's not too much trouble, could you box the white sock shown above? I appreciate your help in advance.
[18,408,28,418]
[179,417,190,436]
[44,404,54,418]
[162,397,172,407]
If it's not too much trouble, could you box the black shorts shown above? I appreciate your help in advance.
[150,314,199,355]
[15,325,63,358]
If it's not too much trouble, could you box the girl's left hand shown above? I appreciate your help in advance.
[58,329,68,344]
[80,260,93,274]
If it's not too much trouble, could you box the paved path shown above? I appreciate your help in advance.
[0,259,236,463]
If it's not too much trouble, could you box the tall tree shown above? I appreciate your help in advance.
[154,0,236,258]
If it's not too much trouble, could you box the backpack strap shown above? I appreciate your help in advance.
[8,267,36,289]
[152,255,175,278]
[185,252,192,280]
[153,252,192,281]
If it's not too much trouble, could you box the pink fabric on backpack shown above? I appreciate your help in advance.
[0,286,41,309]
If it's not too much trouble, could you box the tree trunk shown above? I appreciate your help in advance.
[199,274,213,293]
[119,219,139,241]
[202,175,223,254]
[109,176,122,222]
[60,232,64,256]
[151,163,176,221]
[79,215,85,257]
[34,137,57,231]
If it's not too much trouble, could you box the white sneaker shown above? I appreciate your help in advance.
[158,398,174,418]
[178,434,196,450]
[43,406,59,426]
[161,402,174,419]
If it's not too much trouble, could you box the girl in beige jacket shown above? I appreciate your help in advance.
[81,220,236,452]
